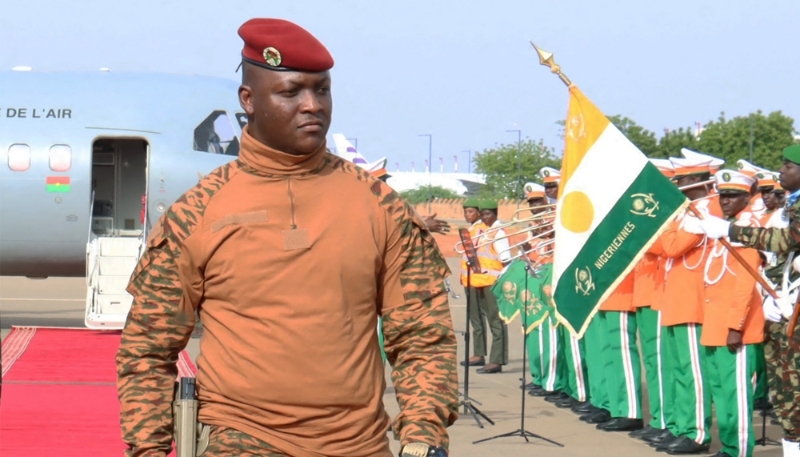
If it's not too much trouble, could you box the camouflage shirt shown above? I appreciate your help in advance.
[732,198,800,265]
[116,131,458,457]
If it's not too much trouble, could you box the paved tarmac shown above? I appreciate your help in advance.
[0,258,784,456]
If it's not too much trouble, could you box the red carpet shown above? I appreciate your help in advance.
[0,327,196,456]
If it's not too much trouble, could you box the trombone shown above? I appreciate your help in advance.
[677,179,715,191]
[453,202,553,254]
[454,218,555,254]
[502,238,555,263]
[454,177,713,255]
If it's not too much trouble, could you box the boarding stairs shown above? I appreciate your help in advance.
[85,236,144,329]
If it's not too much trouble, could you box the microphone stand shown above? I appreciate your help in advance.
[473,259,563,447]
[458,254,495,428]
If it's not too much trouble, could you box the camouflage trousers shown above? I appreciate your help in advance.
[200,426,287,456]
[771,319,800,441]
[764,321,782,402]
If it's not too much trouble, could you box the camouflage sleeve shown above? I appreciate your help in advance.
[116,216,197,457]
[379,190,459,451]
[731,202,800,254]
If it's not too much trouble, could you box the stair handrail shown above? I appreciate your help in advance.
[86,191,98,286]
[139,194,150,260]
[88,190,95,245]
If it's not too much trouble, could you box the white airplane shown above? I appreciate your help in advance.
[331,134,387,176]
[0,68,244,329]
[329,134,483,194]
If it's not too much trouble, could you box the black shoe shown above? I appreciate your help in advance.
[554,397,575,409]
[648,430,678,446]
[584,409,612,424]
[521,382,540,390]
[598,418,644,432]
[664,436,710,455]
[571,401,597,414]
[460,357,485,367]
[629,425,656,438]
[476,364,502,374]
[652,436,681,452]
[579,407,606,422]
[528,388,556,397]
[754,397,774,411]
[544,392,569,403]
[641,427,668,442]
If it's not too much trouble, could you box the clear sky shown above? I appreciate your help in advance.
[2,0,798,172]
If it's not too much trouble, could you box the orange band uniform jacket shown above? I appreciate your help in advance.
[527,210,556,265]
[633,236,665,310]
[660,197,722,327]
[116,128,459,457]
[599,271,635,312]
[700,212,765,346]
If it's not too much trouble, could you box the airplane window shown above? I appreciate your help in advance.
[8,144,31,172]
[193,110,239,156]
[235,112,248,128]
[49,144,72,172]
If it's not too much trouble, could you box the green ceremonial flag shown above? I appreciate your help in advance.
[551,86,688,338]
[492,260,553,333]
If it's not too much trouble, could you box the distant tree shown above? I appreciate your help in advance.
[657,127,699,159]
[607,115,659,157]
[578,111,797,169]
[474,139,561,199]
[696,111,797,171]
[399,185,460,204]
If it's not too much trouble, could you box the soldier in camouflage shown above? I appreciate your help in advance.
[699,144,800,456]
[116,18,458,457]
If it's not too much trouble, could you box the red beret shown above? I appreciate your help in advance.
[238,18,334,72]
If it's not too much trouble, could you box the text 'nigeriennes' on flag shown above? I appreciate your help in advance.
[552,86,688,338]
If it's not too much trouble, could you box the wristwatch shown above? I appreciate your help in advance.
[399,443,447,457]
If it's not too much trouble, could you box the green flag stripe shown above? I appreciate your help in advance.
[46,184,70,193]
[554,163,687,334]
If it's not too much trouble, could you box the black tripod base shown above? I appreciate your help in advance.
[757,409,780,446]
[459,400,495,428]
[473,428,564,446]
[755,437,781,447]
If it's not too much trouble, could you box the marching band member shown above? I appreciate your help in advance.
[693,169,764,457]
[650,155,717,454]
[527,171,567,399]
[631,159,674,441]
[464,200,510,374]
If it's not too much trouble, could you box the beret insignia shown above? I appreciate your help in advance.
[263,47,282,67]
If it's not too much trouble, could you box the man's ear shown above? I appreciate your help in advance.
[239,85,254,117]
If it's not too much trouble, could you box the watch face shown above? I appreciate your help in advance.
[400,444,447,457]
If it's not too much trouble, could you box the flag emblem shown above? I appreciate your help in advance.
[46,176,70,193]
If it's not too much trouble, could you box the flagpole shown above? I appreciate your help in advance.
[529,41,777,301]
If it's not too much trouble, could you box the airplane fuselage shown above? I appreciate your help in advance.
[0,70,245,277]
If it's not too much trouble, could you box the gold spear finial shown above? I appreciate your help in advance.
[530,41,572,87]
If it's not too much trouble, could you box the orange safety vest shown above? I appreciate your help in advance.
[468,223,505,288]
[460,221,487,286]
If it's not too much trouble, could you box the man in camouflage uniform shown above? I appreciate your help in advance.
[699,144,800,456]
[116,18,458,457]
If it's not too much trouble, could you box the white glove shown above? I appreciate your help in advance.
[697,216,731,239]
[680,215,704,234]
[762,295,782,322]
[793,256,800,274]
[776,290,798,320]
